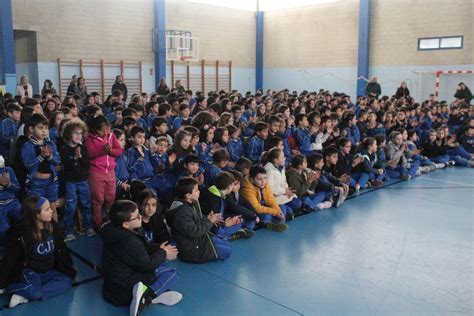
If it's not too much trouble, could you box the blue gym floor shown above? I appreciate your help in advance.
[1,168,473,315]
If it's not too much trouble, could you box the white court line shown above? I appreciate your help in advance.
[420,176,474,187]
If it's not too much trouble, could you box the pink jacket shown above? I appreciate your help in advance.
[84,132,123,174]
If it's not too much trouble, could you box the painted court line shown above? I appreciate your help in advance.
[196,266,304,316]
[393,191,473,210]
[420,177,474,187]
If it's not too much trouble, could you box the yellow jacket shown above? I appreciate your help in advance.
[240,177,280,216]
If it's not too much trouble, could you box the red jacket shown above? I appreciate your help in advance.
[84,132,123,174]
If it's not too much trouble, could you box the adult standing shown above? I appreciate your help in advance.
[156,78,170,96]
[395,81,410,99]
[74,77,88,100]
[111,75,128,102]
[454,82,472,104]
[365,76,382,99]
[41,79,58,96]
[67,75,78,95]
[175,79,185,95]
[15,75,33,98]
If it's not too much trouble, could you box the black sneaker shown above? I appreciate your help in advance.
[265,222,289,232]
[285,212,295,221]
[130,282,155,316]
[231,228,255,240]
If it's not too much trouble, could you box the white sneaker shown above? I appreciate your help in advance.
[86,229,97,237]
[65,234,76,242]
[434,163,446,169]
[335,190,347,208]
[9,294,29,308]
[130,282,151,316]
[419,166,430,173]
[151,291,183,305]
[317,201,332,210]
[415,170,422,176]
[447,160,456,166]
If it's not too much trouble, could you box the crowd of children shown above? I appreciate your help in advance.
[0,80,472,316]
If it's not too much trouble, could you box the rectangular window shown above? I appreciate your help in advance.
[418,36,463,50]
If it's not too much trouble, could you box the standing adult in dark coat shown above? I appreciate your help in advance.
[112,76,128,102]
[365,76,382,99]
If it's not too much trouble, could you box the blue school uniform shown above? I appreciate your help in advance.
[137,117,148,131]
[48,127,59,144]
[0,117,19,159]
[21,137,60,202]
[0,166,21,253]
[343,125,361,146]
[127,146,173,203]
[294,127,312,156]
[247,135,265,163]
[204,163,222,187]
[227,138,244,162]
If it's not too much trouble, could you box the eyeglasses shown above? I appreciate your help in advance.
[128,214,142,222]
[72,131,83,136]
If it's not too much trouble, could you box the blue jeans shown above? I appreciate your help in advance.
[412,154,434,166]
[446,147,471,166]
[149,263,180,297]
[447,146,471,160]
[27,177,58,202]
[211,237,231,260]
[258,206,287,224]
[7,268,72,301]
[64,181,92,234]
[369,170,386,181]
[0,199,21,255]
[431,154,450,164]
[302,192,326,210]
[216,223,242,239]
[351,172,370,188]
[391,160,420,177]
[243,219,256,230]
[279,197,302,215]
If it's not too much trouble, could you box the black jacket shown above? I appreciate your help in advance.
[111,82,128,101]
[166,199,218,263]
[100,223,166,306]
[422,141,449,158]
[199,186,258,222]
[59,143,89,182]
[140,210,170,244]
[395,87,410,99]
[336,150,354,176]
[454,87,472,104]
[353,150,382,174]
[225,192,257,221]
[365,82,381,98]
[0,221,76,289]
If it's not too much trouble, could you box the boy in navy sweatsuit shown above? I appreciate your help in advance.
[247,122,269,163]
[0,155,21,256]
[0,103,22,162]
[21,114,61,221]
[294,114,313,156]
[127,126,173,204]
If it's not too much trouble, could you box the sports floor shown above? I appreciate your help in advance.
[1,168,472,315]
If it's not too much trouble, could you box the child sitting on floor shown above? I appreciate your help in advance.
[101,200,181,316]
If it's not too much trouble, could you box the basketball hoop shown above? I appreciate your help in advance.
[180,55,193,65]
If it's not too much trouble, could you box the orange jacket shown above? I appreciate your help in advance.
[240,177,280,217]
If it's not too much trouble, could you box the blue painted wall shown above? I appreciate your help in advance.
[256,11,264,91]
[0,0,16,92]
[356,0,371,97]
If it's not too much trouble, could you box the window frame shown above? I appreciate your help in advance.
[417,35,463,51]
